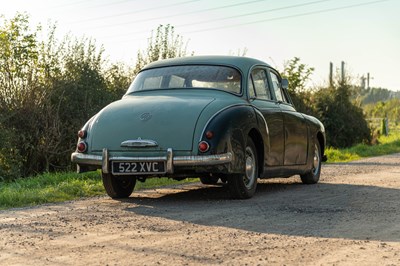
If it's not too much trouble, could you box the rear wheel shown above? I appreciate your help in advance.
[300,140,321,184]
[102,173,136,198]
[228,138,258,199]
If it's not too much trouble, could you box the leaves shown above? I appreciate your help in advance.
[283,57,314,94]
[283,57,371,148]
[0,14,128,180]
[134,24,191,74]
[313,82,371,148]
[282,57,315,115]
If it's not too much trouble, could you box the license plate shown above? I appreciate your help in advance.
[111,161,166,175]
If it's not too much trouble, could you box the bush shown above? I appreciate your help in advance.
[313,82,371,148]
[283,57,371,148]
[0,126,23,181]
[0,14,131,180]
[283,57,315,115]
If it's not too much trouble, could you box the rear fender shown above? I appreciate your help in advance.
[198,105,263,173]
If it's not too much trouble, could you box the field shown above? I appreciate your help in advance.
[326,130,400,162]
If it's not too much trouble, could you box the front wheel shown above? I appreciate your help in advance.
[228,138,258,199]
[102,173,136,198]
[300,140,322,184]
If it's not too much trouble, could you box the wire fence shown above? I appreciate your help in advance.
[366,118,400,135]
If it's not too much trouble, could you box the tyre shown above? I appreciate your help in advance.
[200,176,220,185]
[300,140,322,184]
[102,173,136,198]
[228,138,258,199]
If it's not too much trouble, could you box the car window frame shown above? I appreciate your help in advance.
[269,71,285,103]
[248,67,274,102]
[267,68,294,106]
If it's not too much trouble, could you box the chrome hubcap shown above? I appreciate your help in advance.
[244,146,256,189]
[312,144,321,176]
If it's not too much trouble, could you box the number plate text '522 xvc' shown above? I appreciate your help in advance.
[111,161,166,175]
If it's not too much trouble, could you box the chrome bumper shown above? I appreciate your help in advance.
[71,148,233,174]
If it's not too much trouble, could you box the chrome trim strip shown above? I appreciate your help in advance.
[71,150,233,172]
[71,152,102,166]
[174,152,233,166]
[121,139,158,148]
[102,148,109,174]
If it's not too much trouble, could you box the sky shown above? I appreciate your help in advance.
[1,0,399,91]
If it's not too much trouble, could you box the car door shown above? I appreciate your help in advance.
[249,68,284,166]
[268,70,308,165]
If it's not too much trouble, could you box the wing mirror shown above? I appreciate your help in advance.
[281,78,289,89]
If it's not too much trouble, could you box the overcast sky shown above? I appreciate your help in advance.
[1,0,399,91]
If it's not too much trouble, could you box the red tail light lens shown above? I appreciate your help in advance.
[205,131,214,139]
[77,141,88,153]
[198,141,210,153]
[78,130,87,139]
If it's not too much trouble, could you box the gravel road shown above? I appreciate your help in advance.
[1,153,399,265]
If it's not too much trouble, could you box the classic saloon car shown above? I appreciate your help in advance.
[71,56,326,199]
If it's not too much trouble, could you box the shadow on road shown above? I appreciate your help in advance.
[119,180,400,242]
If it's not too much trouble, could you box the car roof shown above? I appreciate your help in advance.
[142,55,271,72]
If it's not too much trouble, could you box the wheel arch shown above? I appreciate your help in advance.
[198,104,260,173]
[317,131,326,160]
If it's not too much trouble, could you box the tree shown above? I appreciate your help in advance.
[282,57,371,148]
[134,24,191,74]
[282,57,315,114]
[105,62,133,99]
[0,14,126,179]
[0,13,44,178]
[364,98,400,122]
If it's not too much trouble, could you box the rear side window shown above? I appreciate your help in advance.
[250,68,271,100]
[270,71,284,102]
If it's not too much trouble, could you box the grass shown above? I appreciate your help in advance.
[325,131,400,163]
[0,171,198,210]
[1,131,399,210]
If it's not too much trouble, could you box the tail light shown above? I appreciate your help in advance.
[198,141,210,153]
[205,130,214,139]
[78,130,87,139]
[77,141,88,153]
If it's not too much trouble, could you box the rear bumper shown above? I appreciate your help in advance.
[71,148,233,174]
